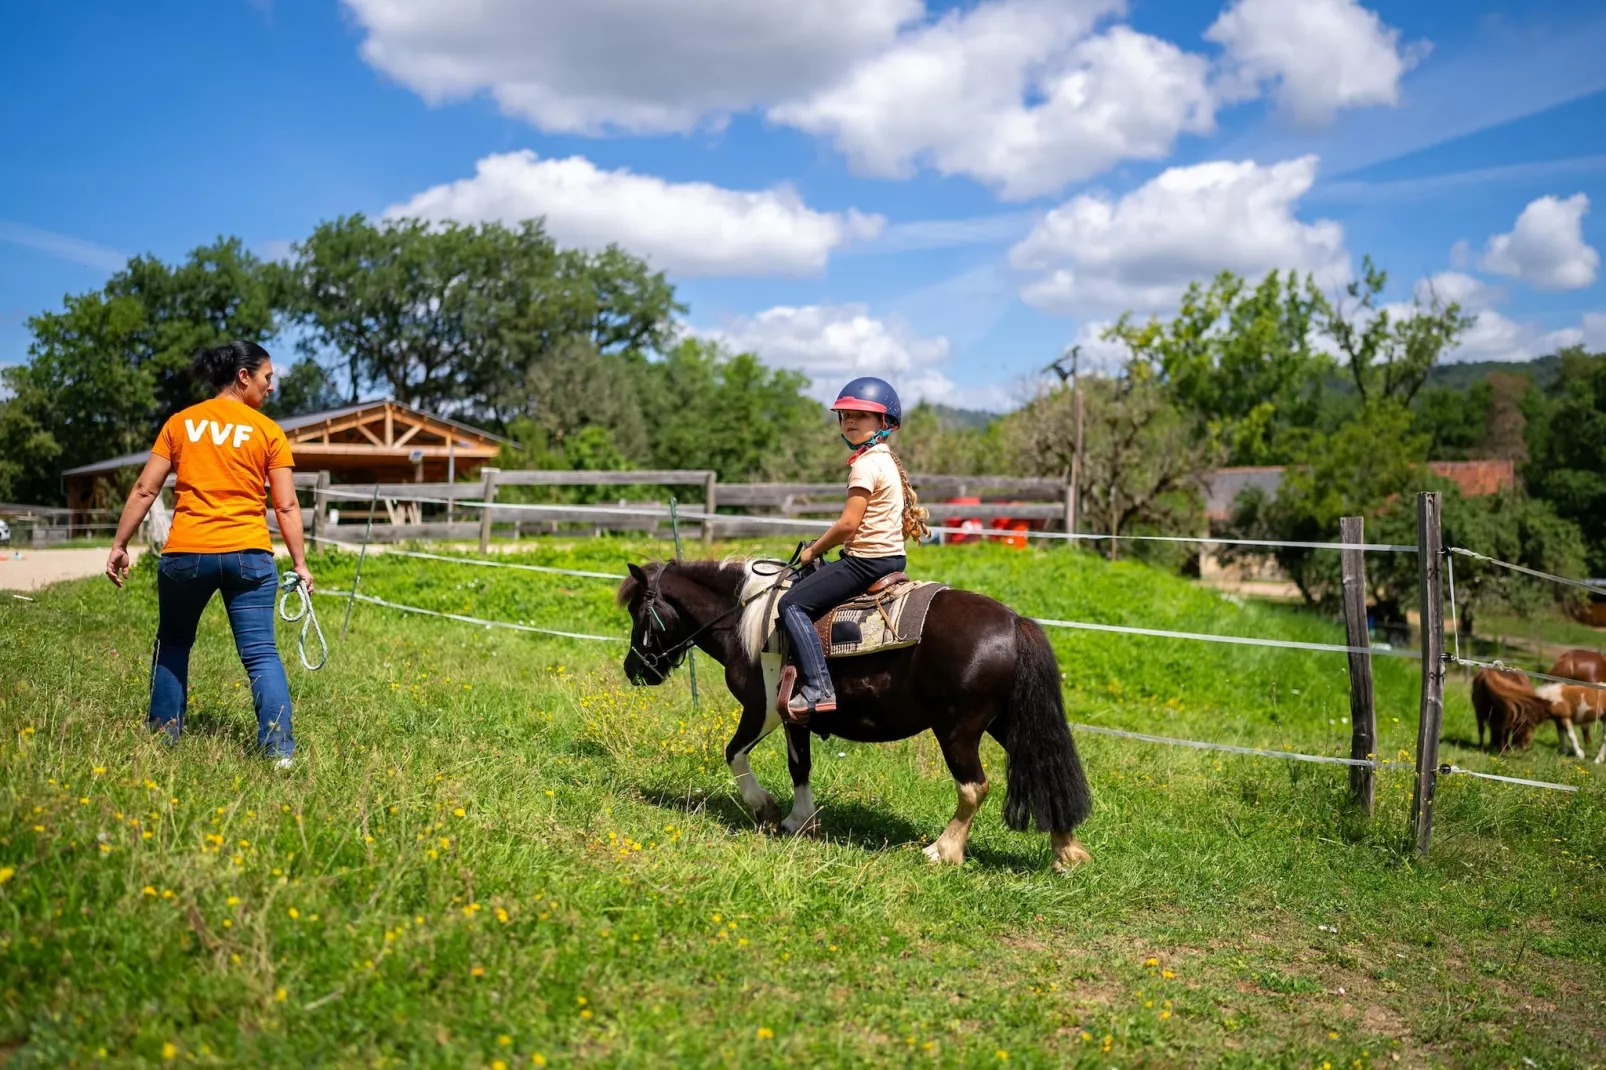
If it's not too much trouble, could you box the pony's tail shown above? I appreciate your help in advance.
[1002,617,1092,833]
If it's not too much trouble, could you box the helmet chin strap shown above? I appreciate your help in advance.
[842,425,893,454]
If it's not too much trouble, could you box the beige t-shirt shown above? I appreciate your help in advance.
[844,443,906,558]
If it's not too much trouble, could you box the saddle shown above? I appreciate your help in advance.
[762,573,948,660]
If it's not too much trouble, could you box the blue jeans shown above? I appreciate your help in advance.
[149,550,293,758]
[778,553,906,699]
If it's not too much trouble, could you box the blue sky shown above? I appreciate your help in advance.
[3,0,1605,410]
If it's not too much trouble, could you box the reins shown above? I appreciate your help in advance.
[630,557,796,677]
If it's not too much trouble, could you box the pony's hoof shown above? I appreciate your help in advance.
[780,814,818,837]
[922,841,963,866]
[1052,836,1091,873]
[754,798,783,830]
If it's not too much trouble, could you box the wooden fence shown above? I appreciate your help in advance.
[300,469,1074,551]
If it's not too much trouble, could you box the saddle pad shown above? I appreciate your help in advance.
[765,579,948,659]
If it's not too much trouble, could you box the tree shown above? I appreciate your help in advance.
[1322,256,1475,408]
[1006,366,1217,557]
[0,237,283,504]
[1107,270,1331,465]
[634,338,834,481]
[1221,403,1427,606]
[286,215,680,424]
[263,358,344,420]
[1523,346,1606,573]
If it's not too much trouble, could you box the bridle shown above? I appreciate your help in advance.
[628,557,798,681]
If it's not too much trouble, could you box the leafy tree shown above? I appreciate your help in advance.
[1221,403,1427,606]
[264,358,343,420]
[1524,346,1606,573]
[1006,367,1217,557]
[0,238,282,504]
[894,403,1004,475]
[1322,256,1475,408]
[1412,382,1491,460]
[1107,270,1330,465]
[633,338,834,481]
[286,215,679,423]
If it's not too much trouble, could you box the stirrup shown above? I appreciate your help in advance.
[776,665,836,725]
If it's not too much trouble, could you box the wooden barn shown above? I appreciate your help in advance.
[61,400,507,523]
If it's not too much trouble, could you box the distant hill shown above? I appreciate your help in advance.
[920,404,1000,431]
[1426,354,1561,392]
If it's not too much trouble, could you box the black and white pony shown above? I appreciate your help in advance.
[618,558,1093,870]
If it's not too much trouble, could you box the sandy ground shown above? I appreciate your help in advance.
[0,547,145,591]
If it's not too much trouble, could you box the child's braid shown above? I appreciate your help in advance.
[888,448,930,542]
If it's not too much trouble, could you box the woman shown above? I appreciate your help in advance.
[106,341,314,765]
[777,375,929,721]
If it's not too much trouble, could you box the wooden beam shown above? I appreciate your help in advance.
[1411,492,1445,856]
[289,444,499,458]
[356,421,385,447]
[384,405,394,446]
[495,469,714,487]
[392,423,423,449]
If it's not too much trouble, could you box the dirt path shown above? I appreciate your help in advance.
[0,547,145,591]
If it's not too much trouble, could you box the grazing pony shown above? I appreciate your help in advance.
[616,558,1094,871]
[1471,668,1548,753]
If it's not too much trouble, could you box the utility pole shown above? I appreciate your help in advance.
[1045,344,1085,539]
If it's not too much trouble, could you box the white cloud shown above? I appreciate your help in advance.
[1405,271,1587,364]
[0,220,126,272]
[699,304,958,404]
[1481,193,1599,291]
[1206,0,1424,127]
[771,4,1216,200]
[1010,155,1349,316]
[343,0,918,134]
[386,151,883,277]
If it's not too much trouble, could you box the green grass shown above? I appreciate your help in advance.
[1475,609,1606,658]
[1,540,1603,1068]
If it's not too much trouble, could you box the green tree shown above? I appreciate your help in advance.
[1524,346,1606,573]
[634,338,834,481]
[1005,368,1217,558]
[286,215,679,423]
[264,358,343,420]
[0,237,283,504]
[1107,270,1331,465]
[1322,256,1475,408]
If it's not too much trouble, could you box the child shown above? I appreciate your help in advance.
[777,377,930,721]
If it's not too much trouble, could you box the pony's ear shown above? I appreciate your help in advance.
[627,562,649,585]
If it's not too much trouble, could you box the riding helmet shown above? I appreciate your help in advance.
[831,376,903,428]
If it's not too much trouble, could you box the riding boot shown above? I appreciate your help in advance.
[779,604,836,722]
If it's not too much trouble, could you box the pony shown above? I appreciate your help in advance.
[616,558,1094,871]
[1547,650,1606,754]
[1471,668,1548,753]
[1533,680,1606,762]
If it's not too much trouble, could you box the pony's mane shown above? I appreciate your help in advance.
[614,557,755,612]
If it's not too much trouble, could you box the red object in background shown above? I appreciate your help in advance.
[941,497,983,544]
[941,498,1041,548]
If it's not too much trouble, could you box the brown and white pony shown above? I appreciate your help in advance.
[616,558,1094,871]
[1471,668,1548,753]
[1544,650,1606,758]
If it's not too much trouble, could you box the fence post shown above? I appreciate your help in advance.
[312,471,330,542]
[1411,491,1445,856]
[670,497,700,709]
[703,471,717,550]
[478,467,500,554]
[1339,516,1377,815]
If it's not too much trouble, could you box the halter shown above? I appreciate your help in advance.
[628,558,796,679]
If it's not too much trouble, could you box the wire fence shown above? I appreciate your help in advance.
[293,496,1596,803]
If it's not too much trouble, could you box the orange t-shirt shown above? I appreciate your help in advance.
[150,398,294,554]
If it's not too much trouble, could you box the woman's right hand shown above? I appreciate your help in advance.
[106,546,130,589]
[292,562,315,594]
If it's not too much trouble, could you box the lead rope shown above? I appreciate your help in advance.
[278,572,328,671]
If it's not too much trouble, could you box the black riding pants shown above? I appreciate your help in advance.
[778,552,906,696]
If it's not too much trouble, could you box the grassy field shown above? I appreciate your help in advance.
[1,539,1603,1068]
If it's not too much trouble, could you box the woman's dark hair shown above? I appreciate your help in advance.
[193,340,271,391]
